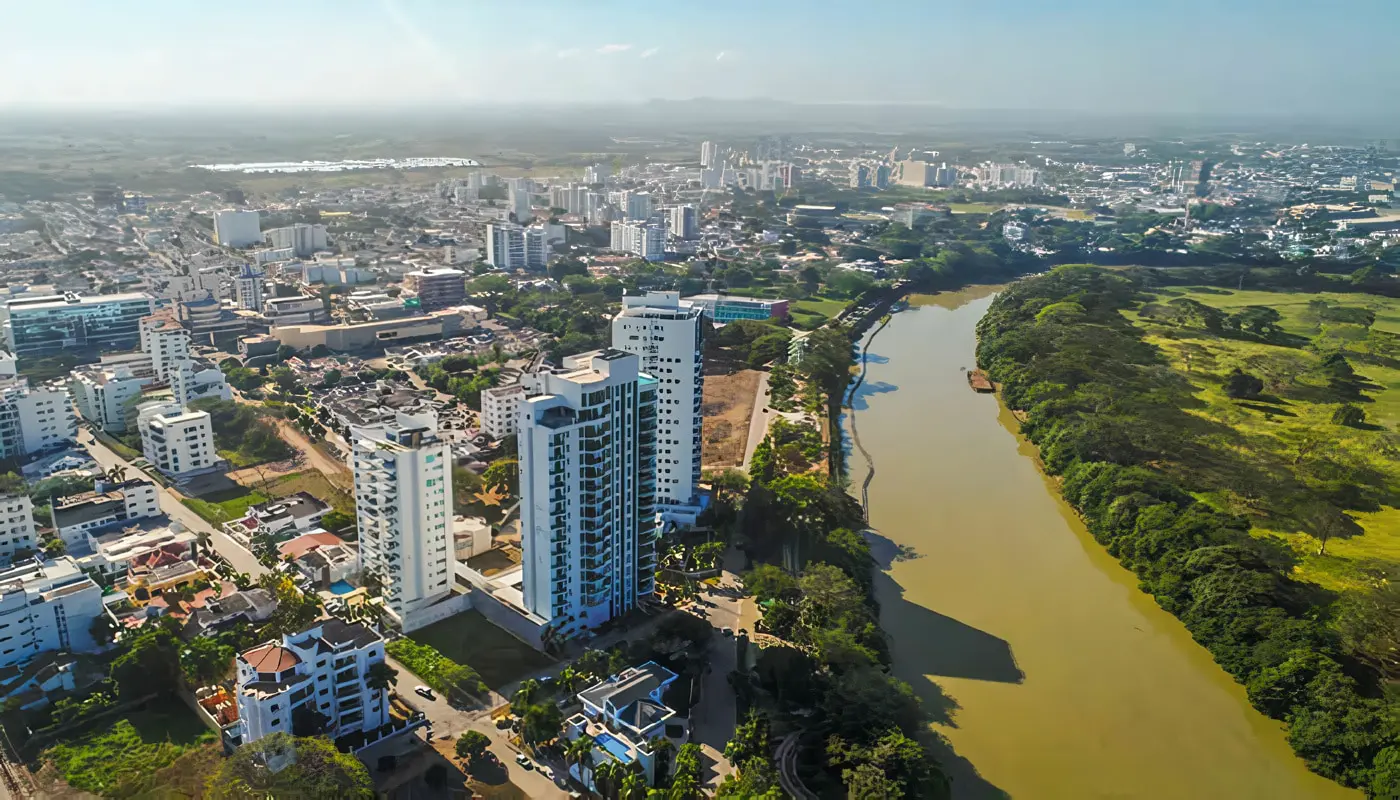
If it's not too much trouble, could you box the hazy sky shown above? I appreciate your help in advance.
[3,0,1397,116]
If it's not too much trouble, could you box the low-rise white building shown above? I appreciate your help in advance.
[69,366,149,432]
[0,556,105,668]
[0,494,37,564]
[137,403,219,480]
[234,618,390,745]
[51,478,161,551]
[565,661,688,790]
[79,525,196,579]
[0,376,77,459]
[480,383,527,439]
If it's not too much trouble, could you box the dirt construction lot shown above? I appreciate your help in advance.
[702,369,761,469]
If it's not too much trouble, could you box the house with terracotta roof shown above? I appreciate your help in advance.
[232,618,389,746]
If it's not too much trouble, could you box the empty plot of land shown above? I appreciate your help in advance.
[702,369,762,468]
[409,611,554,690]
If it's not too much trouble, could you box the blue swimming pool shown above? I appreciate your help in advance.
[594,732,633,763]
[328,580,355,595]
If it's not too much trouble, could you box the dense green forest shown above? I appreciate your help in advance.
[976,266,1400,795]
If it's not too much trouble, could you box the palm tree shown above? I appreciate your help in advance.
[193,529,212,560]
[618,771,648,800]
[511,678,541,714]
[564,733,594,783]
[592,760,620,800]
[366,661,398,693]
[556,666,585,696]
[647,736,675,779]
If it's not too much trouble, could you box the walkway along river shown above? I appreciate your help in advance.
[843,286,1356,799]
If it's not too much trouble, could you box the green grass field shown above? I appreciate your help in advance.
[182,487,267,524]
[42,704,215,797]
[1129,287,1400,593]
[409,611,554,690]
[790,296,849,321]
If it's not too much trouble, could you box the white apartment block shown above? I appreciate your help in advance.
[668,205,698,240]
[234,618,390,745]
[610,221,665,262]
[264,223,328,257]
[0,556,104,668]
[509,181,534,223]
[485,223,549,270]
[52,479,160,551]
[481,383,527,440]
[519,349,658,639]
[69,366,148,432]
[0,495,36,564]
[612,292,703,512]
[623,191,653,222]
[137,402,218,480]
[213,209,262,248]
[234,264,265,312]
[352,421,453,628]
[138,311,190,382]
[0,377,77,459]
[171,359,232,407]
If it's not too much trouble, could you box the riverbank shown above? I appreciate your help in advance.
[842,285,1358,798]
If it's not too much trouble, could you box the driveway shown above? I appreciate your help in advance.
[78,430,268,578]
[686,567,749,790]
[742,371,774,469]
[385,656,570,799]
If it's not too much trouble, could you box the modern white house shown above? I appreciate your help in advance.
[51,478,161,551]
[480,382,527,440]
[352,417,454,630]
[518,349,658,640]
[0,494,37,564]
[565,661,689,789]
[233,618,390,745]
[612,291,704,518]
[137,403,219,480]
[0,556,105,668]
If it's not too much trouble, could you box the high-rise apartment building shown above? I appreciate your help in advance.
[612,292,703,513]
[0,494,37,564]
[233,264,265,312]
[139,310,190,383]
[352,419,453,627]
[509,180,534,223]
[518,350,658,639]
[264,223,328,257]
[849,161,871,188]
[667,206,698,240]
[213,209,262,248]
[700,141,717,168]
[486,224,549,270]
[623,191,653,222]
[405,268,466,310]
[610,221,665,262]
[0,374,77,459]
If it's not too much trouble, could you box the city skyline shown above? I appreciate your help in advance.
[3,0,1399,117]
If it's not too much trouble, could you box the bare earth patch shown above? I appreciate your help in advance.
[702,369,761,468]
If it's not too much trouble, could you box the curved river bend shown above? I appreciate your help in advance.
[845,287,1355,800]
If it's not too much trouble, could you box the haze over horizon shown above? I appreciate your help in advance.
[4,0,1398,119]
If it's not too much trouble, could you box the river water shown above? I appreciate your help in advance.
[845,287,1355,800]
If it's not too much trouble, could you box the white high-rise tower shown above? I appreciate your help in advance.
[612,291,703,516]
[518,350,658,640]
[352,416,454,629]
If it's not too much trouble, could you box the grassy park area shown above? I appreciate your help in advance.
[1128,286,1400,592]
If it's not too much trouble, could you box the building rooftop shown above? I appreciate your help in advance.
[6,291,151,311]
[240,644,300,673]
[578,661,677,720]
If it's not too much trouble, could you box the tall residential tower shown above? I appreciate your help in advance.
[612,292,703,516]
[518,350,658,640]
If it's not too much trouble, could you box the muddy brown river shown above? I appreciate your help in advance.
[845,287,1355,799]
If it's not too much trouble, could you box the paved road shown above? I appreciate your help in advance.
[77,430,269,578]
[742,371,773,469]
[687,577,741,791]
[385,656,569,799]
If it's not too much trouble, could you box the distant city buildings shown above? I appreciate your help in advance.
[667,205,698,240]
[485,223,549,270]
[981,163,1041,188]
[233,264,265,312]
[264,223,328,257]
[518,349,658,640]
[213,209,262,248]
[700,141,718,168]
[509,179,534,224]
[611,221,665,261]
[404,268,466,310]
